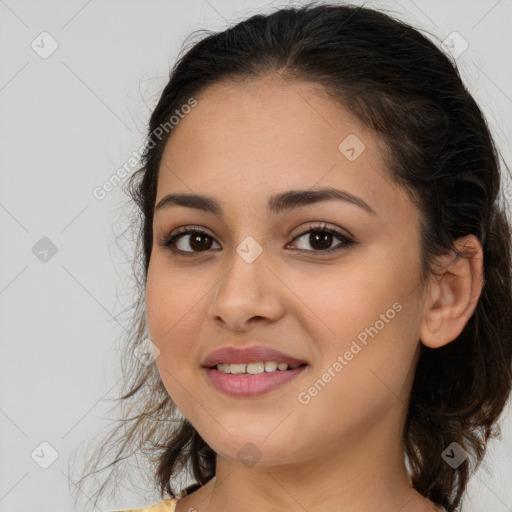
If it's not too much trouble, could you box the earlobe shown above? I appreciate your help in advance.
[420,235,484,349]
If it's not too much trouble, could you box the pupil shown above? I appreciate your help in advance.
[310,232,332,250]
[190,234,212,251]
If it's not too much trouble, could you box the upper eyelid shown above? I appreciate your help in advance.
[291,222,352,238]
[166,222,349,240]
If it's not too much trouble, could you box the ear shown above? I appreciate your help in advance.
[420,234,484,349]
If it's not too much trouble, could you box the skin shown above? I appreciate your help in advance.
[145,73,484,512]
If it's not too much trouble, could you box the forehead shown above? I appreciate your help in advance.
[156,74,412,220]
[162,74,373,167]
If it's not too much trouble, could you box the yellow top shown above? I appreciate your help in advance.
[111,498,178,512]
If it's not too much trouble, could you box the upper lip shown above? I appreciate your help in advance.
[202,345,307,368]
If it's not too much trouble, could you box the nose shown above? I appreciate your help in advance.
[207,247,285,331]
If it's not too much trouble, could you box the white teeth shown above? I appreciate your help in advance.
[247,362,265,374]
[216,363,231,373]
[264,361,278,372]
[215,361,293,374]
[228,363,246,374]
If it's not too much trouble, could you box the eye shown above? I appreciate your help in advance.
[287,222,355,254]
[159,227,220,257]
[158,222,355,258]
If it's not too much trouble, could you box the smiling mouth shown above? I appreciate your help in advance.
[203,362,309,398]
[210,361,307,374]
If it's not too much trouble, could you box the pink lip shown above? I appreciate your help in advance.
[201,345,307,368]
[204,365,308,397]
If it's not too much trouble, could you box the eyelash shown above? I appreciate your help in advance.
[158,222,356,258]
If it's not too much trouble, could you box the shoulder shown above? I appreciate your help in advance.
[110,498,178,512]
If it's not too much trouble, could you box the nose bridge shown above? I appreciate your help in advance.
[214,235,267,301]
[208,235,282,328]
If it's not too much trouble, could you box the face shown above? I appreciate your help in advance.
[145,74,428,466]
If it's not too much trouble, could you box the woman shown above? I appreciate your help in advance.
[74,3,512,512]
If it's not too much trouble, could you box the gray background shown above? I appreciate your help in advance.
[1,1,511,511]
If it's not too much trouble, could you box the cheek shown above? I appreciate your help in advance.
[293,258,403,343]
[145,257,211,412]
[292,249,421,387]
[145,256,206,342]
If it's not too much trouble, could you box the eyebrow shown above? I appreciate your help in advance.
[154,187,376,216]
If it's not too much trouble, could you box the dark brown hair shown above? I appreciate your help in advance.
[71,3,512,511]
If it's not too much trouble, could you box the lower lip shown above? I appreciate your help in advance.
[203,365,308,397]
